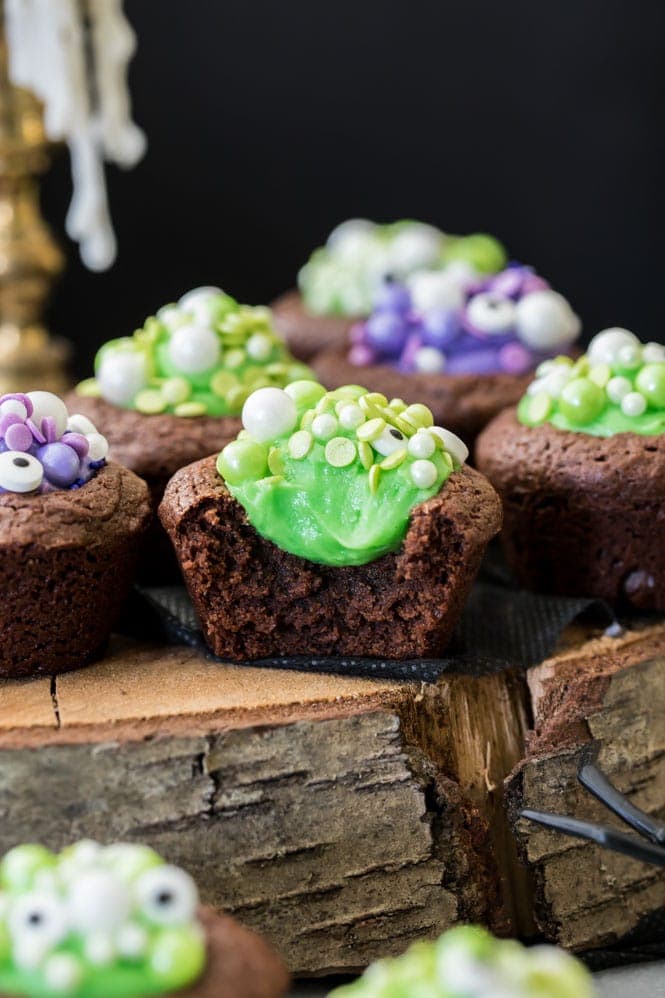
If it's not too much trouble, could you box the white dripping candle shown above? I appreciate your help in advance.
[4,0,146,271]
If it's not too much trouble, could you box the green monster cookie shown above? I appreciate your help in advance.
[79,287,313,418]
[331,925,596,998]
[0,841,206,998]
[519,328,665,436]
[217,380,469,567]
[298,219,506,316]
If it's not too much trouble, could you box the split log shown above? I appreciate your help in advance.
[507,623,665,951]
[0,622,663,973]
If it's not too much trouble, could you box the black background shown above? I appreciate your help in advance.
[41,0,665,377]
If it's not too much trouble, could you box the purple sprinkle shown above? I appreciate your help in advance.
[61,431,89,458]
[348,343,376,367]
[0,413,22,437]
[89,459,106,470]
[398,332,424,371]
[42,416,57,443]
[27,418,46,444]
[499,341,533,375]
[5,422,33,452]
[0,393,33,417]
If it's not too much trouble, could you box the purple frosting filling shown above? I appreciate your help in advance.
[348,262,578,376]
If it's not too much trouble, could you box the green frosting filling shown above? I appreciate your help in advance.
[330,925,595,998]
[217,382,468,567]
[78,289,313,417]
[518,334,665,436]
[0,842,205,998]
[298,220,506,316]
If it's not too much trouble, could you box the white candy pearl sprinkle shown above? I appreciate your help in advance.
[413,346,446,374]
[67,413,97,435]
[178,286,224,322]
[246,332,273,362]
[643,342,665,363]
[86,433,109,462]
[407,271,465,314]
[168,323,220,374]
[85,932,116,966]
[606,376,632,404]
[44,954,83,991]
[311,412,338,441]
[26,391,69,437]
[98,351,149,407]
[617,343,642,369]
[0,398,27,420]
[542,366,573,399]
[387,225,441,274]
[587,327,638,366]
[410,459,438,489]
[242,387,297,442]
[338,403,365,430]
[116,923,148,959]
[408,430,436,459]
[0,451,43,492]
[68,870,131,933]
[156,304,187,331]
[429,426,469,465]
[515,290,580,350]
[621,391,647,417]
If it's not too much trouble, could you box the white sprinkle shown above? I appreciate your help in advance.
[621,391,647,417]
[311,413,338,441]
[413,346,445,374]
[606,376,632,404]
[410,459,438,489]
[407,431,436,459]
[338,403,365,430]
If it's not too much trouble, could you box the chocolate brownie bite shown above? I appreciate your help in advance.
[476,329,665,610]
[313,263,581,451]
[0,840,289,998]
[0,390,151,678]
[70,287,313,578]
[160,381,501,660]
[271,218,506,361]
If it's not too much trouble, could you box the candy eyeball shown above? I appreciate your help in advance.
[26,391,69,437]
[242,387,297,442]
[587,327,639,366]
[407,271,466,314]
[8,891,68,967]
[0,451,43,492]
[386,224,442,275]
[68,870,131,933]
[515,290,581,350]
[373,425,407,456]
[136,865,198,927]
[466,293,516,336]
[168,323,221,374]
[97,349,149,407]
[429,426,469,465]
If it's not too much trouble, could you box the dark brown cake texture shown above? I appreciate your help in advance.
[312,344,532,454]
[271,289,358,362]
[0,462,151,678]
[475,407,665,610]
[176,906,289,998]
[67,393,239,580]
[159,455,502,661]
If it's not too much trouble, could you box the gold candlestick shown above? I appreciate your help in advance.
[0,27,69,395]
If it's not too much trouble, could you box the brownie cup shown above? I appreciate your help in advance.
[476,329,665,610]
[160,381,501,660]
[0,841,288,998]
[272,219,507,362]
[73,286,312,579]
[0,391,151,678]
